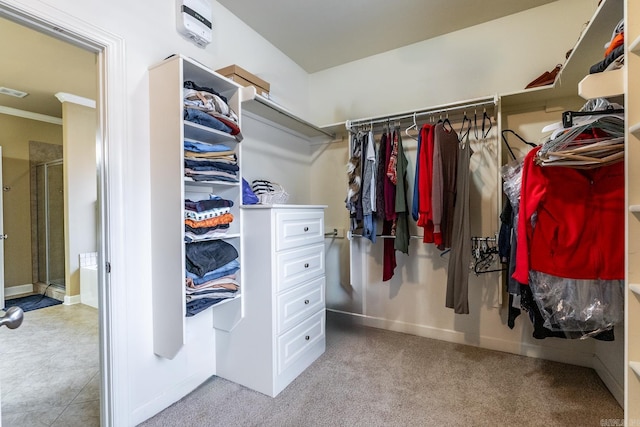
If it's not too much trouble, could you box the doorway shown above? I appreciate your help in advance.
[0,1,121,425]
[0,19,100,426]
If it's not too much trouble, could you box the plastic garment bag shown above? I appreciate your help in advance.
[528,270,624,338]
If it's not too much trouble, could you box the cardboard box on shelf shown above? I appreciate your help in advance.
[216,64,270,98]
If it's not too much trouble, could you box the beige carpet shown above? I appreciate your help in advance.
[140,311,622,426]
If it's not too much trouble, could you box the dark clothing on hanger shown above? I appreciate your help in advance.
[375,132,388,220]
[589,44,624,74]
[394,129,410,254]
[431,122,459,250]
[446,133,471,314]
[382,131,397,281]
[411,130,422,221]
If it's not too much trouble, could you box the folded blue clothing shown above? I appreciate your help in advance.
[183,139,232,153]
[184,158,239,172]
[186,297,226,317]
[186,259,240,285]
[184,108,232,133]
[186,174,239,183]
[185,240,238,277]
[185,198,234,212]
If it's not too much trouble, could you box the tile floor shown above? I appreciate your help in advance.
[0,302,100,426]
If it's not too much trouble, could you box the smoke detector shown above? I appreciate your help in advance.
[0,87,29,98]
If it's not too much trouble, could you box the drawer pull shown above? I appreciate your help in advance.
[304,299,310,305]
[304,226,309,232]
[304,263,309,268]
[305,335,310,341]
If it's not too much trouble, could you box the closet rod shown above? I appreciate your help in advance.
[349,233,425,239]
[350,233,499,243]
[345,95,498,131]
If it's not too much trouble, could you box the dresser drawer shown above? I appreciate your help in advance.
[277,310,325,376]
[276,276,325,335]
[276,244,325,293]
[275,210,324,251]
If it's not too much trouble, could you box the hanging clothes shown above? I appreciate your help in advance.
[511,137,624,339]
[361,131,377,243]
[513,146,624,283]
[381,130,397,281]
[415,124,436,243]
[346,132,363,231]
[394,128,410,254]
[375,131,388,220]
[385,129,398,221]
[411,128,422,222]
[431,121,459,250]
[446,132,472,314]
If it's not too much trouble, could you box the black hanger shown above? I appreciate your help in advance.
[442,114,453,132]
[473,110,480,141]
[458,112,471,142]
[482,110,492,138]
[501,129,537,161]
[562,106,624,128]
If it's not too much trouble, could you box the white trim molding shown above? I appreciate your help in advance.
[55,92,97,109]
[63,294,82,305]
[4,284,34,298]
[0,105,62,125]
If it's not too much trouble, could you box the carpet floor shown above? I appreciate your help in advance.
[4,294,62,312]
[140,312,623,427]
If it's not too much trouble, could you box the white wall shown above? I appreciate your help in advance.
[240,112,312,205]
[62,101,97,299]
[308,0,599,125]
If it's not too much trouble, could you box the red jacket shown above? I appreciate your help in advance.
[513,146,624,284]
[416,124,435,242]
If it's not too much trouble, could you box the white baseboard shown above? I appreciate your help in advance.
[592,354,624,407]
[5,284,34,298]
[326,309,596,368]
[64,295,81,305]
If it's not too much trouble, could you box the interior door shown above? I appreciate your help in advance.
[0,146,4,304]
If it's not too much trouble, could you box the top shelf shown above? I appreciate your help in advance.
[240,86,335,139]
[502,0,623,109]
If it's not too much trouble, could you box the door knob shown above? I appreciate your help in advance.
[0,306,23,329]
[0,234,7,240]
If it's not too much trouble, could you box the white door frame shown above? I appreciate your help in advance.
[0,147,4,307]
[0,1,129,425]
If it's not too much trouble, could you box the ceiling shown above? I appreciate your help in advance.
[0,1,556,118]
[0,15,97,119]
[217,0,557,73]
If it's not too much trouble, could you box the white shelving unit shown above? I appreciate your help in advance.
[240,85,335,140]
[501,0,623,110]
[578,67,624,99]
[148,54,244,359]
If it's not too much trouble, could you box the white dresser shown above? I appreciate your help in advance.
[215,205,326,397]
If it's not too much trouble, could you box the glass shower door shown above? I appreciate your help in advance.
[36,160,65,288]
